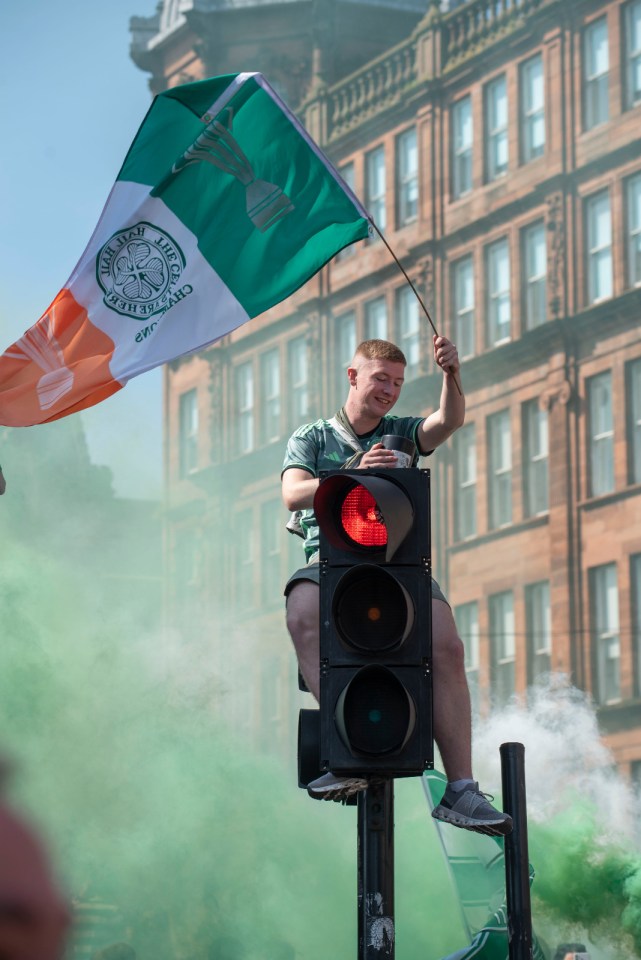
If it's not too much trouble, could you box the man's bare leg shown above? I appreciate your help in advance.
[285,581,320,701]
[431,598,473,782]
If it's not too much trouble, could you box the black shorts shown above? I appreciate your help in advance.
[284,560,450,606]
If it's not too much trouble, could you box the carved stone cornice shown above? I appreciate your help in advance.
[539,379,572,412]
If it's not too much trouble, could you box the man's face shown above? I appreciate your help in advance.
[348,358,405,417]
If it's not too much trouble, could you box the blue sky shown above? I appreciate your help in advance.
[0,0,162,498]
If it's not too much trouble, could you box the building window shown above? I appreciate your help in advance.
[520,54,545,163]
[522,221,547,329]
[260,501,282,606]
[396,127,418,227]
[455,424,477,540]
[586,191,613,304]
[489,590,515,707]
[455,601,480,714]
[488,409,512,528]
[590,562,620,704]
[366,146,386,236]
[486,238,511,346]
[260,348,280,443]
[523,399,549,517]
[583,17,609,130]
[525,581,551,683]
[235,362,254,455]
[485,75,508,181]
[627,174,641,287]
[452,256,475,359]
[337,162,356,260]
[365,296,387,341]
[178,388,198,477]
[395,287,420,380]
[624,0,641,109]
[288,336,309,424]
[452,96,473,199]
[588,371,614,496]
[335,310,356,403]
[236,509,255,609]
[631,553,641,695]
[627,358,641,483]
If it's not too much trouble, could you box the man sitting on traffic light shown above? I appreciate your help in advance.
[281,336,512,837]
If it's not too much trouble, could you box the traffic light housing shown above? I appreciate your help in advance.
[314,468,433,777]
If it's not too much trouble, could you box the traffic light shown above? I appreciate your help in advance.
[313,468,433,777]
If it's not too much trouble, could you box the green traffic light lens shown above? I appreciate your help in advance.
[337,666,415,756]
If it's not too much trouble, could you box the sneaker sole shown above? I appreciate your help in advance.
[431,807,513,837]
[307,779,368,802]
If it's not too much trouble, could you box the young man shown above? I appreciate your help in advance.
[281,336,511,837]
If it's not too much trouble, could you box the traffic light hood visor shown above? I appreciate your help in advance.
[314,473,414,562]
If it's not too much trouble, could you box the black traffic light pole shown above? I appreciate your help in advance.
[500,742,533,960]
[358,779,395,960]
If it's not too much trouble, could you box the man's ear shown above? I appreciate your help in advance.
[347,366,358,387]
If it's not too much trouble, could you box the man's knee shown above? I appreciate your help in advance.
[285,581,319,641]
[432,601,466,673]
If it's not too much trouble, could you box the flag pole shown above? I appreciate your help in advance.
[368,219,462,397]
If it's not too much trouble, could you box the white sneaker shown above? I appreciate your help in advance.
[307,771,369,802]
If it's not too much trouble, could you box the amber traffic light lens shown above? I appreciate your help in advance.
[334,567,414,653]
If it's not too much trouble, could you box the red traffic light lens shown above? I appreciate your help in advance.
[340,486,387,547]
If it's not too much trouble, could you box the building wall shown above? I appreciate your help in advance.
[135,0,641,773]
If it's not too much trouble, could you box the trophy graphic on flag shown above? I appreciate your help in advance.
[4,311,74,411]
[172,106,295,232]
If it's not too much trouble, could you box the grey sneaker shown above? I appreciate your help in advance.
[431,782,513,836]
[307,772,369,802]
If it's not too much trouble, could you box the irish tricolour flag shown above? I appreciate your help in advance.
[0,73,370,427]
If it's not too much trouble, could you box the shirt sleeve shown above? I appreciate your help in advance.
[282,427,320,478]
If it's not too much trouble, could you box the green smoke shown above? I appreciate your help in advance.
[528,802,641,957]
[0,418,463,959]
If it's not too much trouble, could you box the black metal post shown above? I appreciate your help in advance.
[500,742,533,960]
[357,779,395,959]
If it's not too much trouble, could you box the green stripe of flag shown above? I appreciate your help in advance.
[118,73,370,318]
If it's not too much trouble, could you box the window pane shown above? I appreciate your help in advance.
[337,162,357,261]
[396,128,418,226]
[260,348,280,442]
[522,221,547,329]
[178,388,198,477]
[521,54,545,162]
[366,146,386,236]
[453,256,476,359]
[452,96,473,198]
[628,358,641,483]
[455,424,477,540]
[486,238,511,345]
[526,581,551,682]
[288,337,308,423]
[586,191,612,303]
[455,601,480,714]
[365,297,388,341]
[486,75,508,181]
[625,1,641,107]
[335,311,356,405]
[396,287,420,380]
[523,399,549,516]
[584,18,609,129]
[628,174,641,287]
[236,362,254,455]
[590,563,620,704]
[588,371,614,496]
[490,591,515,707]
[488,409,512,528]
[260,501,282,605]
[632,553,641,695]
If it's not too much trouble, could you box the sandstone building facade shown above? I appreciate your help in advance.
[130,0,641,780]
